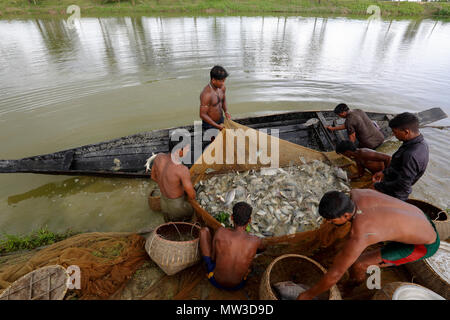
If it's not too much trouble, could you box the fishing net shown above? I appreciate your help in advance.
[189,118,358,250]
[0,232,147,299]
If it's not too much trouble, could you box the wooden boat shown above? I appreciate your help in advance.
[0,108,446,178]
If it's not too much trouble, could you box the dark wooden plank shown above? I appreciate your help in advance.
[416,107,447,126]
[63,151,74,170]
[316,112,335,151]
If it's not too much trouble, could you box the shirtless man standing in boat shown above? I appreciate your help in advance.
[151,135,196,222]
[199,202,265,290]
[335,140,391,179]
[297,189,439,300]
[200,66,231,133]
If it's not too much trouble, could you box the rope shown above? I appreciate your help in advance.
[434,210,447,221]
[170,223,183,241]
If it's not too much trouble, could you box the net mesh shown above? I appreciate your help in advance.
[0,232,147,299]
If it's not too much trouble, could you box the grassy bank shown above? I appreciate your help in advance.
[0,0,449,19]
[0,226,78,254]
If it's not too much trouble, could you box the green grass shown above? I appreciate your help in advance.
[0,0,449,18]
[0,226,78,254]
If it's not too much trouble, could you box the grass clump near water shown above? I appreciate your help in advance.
[0,0,449,18]
[0,226,78,254]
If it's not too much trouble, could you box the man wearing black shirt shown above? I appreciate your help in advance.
[372,112,429,201]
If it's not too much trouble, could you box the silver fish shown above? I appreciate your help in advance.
[224,189,236,206]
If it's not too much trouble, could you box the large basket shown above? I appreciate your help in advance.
[406,198,449,240]
[145,222,201,276]
[148,187,161,212]
[372,282,445,300]
[259,254,341,300]
[405,241,450,300]
[0,265,69,300]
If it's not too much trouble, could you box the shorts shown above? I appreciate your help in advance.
[202,114,224,131]
[159,194,194,222]
[202,256,247,291]
[381,218,440,266]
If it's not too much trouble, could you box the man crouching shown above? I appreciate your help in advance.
[297,189,439,300]
[151,135,195,222]
[199,202,265,290]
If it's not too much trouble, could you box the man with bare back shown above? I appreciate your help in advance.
[200,66,231,135]
[199,202,265,290]
[297,189,440,300]
[151,136,195,222]
[335,140,391,179]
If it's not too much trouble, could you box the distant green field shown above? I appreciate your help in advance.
[0,0,449,18]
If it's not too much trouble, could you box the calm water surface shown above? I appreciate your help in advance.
[0,16,449,235]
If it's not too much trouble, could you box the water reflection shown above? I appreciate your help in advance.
[1,16,449,116]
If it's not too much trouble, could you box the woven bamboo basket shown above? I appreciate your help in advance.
[405,241,450,300]
[148,187,161,212]
[145,222,201,276]
[372,282,445,300]
[0,265,69,300]
[406,198,449,240]
[259,254,342,300]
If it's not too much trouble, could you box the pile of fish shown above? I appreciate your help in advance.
[195,159,351,238]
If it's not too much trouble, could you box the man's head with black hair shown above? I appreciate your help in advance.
[210,66,228,89]
[388,112,420,142]
[336,140,357,158]
[334,103,350,118]
[319,191,355,226]
[232,202,252,227]
[210,66,229,80]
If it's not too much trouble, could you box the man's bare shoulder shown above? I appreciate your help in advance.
[153,153,168,166]
[174,163,190,175]
[213,227,232,241]
[200,85,212,99]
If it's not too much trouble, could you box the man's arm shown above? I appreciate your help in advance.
[326,124,346,131]
[200,92,224,130]
[150,158,158,182]
[222,86,230,119]
[362,150,392,168]
[345,119,358,143]
[256,237,266,254]
[180,167,196,200]
[297,236,367,300]
[348,132,356,143]
[374,152,419,193]
[350,159,366,179]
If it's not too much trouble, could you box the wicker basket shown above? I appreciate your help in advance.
[148,187,161,212]
[145,222,201,276]
[372,282,445,300]
[406,198,449,240]
[405,241,450,300]
[259,254,342,300]
[0,265,69,300]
